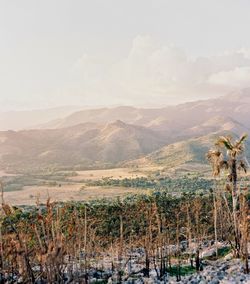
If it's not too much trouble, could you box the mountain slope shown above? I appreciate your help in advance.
[0,121,167,171]
[0,106,85,131]
[126,131,250,173]
[37,89,250,134]
[182,116,249,138]
[38,106,168,129]
[2,90,250,173]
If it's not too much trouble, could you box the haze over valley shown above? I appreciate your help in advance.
[1,1,250,282]
[1,90,250,175]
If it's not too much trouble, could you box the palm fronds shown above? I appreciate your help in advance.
[215,136,233,150]
[206,150,222,162]
[206,150,224,176]
[215,134,248,159]
[207,133,248,176]
[237,160,248,173]
[236,133,248,147]
[219,160,229,170]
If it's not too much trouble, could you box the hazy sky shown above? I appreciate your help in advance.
[1,0,250,110]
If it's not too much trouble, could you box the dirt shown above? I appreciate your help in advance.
[69,168,147,181]
[3,183,149,205]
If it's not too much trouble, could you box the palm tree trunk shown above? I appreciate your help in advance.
[239,193,249,274]
[213,188,218,257]
[231,159,240,256]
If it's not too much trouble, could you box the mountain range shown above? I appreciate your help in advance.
[0,106,83,131]
[1,90,250,172]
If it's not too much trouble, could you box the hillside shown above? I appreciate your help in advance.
[147,134,219,167]
[38,106,168,129]
[127,131,250,174]
[1,117,249,173]
[37,90,250,134]
[0,121,167,171]
[1,91,250,173]
[181,116,249,138]
[0,106,83,131]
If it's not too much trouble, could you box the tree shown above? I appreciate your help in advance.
[206,133,248,256]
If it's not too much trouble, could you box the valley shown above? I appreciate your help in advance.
[0,167,151,205]
[2,3,250,282]
[1,92,250,283]
[0,166,212,205]
[1,92,250,175]
[1,92,250,206]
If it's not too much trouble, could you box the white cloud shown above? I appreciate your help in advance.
[61,35,250,106]
[208,67,250,88]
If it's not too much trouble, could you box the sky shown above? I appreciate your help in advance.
[1,0,250,110]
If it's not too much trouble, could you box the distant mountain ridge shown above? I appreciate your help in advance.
[0,121,167,171]
[125,130,250,174]
[0,106,84,131]
[36,90,250,133]
[1,90,250,172]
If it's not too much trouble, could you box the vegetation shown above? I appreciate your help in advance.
[167,265,196,277]
[86,176,213,193]
[207,134,249,272]
[0,188,249,282]
[2,171,78,192]
[0,133,249,282]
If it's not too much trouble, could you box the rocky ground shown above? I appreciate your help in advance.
[171,259,250,284]
[119,258,250,283]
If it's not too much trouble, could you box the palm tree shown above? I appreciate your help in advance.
[206,134,248,256]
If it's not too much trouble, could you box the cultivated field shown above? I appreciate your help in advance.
[69,167,147,181]
[3,182,150,206]
[0,170,18,177]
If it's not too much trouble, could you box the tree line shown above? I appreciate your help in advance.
[0,134,249,283]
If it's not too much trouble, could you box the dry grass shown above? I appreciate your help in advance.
[1,167,155,206]
[3,183,149,205]
[0,170,18,177]
[70,167,147,181]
